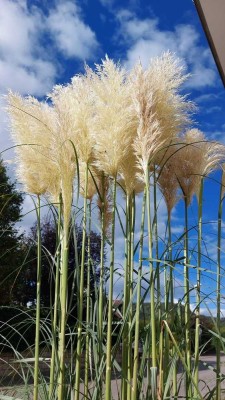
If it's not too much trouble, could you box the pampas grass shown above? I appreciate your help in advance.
[4,54,225,400]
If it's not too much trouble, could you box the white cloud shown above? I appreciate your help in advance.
[194,93,222,104]
[116,11,217,89]
[0,59,56,97]
[47,1,99,60]
[204,106,222,114]
[0,1,100,97]
[0,0,57,96]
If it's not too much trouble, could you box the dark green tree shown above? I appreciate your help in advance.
[0,158,24,305]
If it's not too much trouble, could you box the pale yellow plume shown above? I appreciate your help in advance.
[86,57,137,177]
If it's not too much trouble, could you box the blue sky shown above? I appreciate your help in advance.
[1,0,224,146]
[0,0,225,315]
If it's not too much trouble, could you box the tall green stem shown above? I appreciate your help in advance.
[128,193,135,399]
[216,172,224,400]
[49,195,62,398]
[168,214,177,398]
[98,173,105,344]
[153,167,161,331]
[84,201,92,398]
[184,197,191,399]
[131,188,146,400]
[146,170,157,399]
[122,194,131,400]
[97,174,106,398]
[33,195,41,400]
[163,213,172,398]
[74,164,88,400]
[57,224,69,400]
[105,176,117,400]
[193,179,203,399]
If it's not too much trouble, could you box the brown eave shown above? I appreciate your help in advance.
[193,0,225,88]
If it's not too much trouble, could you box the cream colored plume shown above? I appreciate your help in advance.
[158,144,181,215]
[131,53,193,172]
[146,52,193,140]
[174,129,225,204]
[50,75,95,165]
[48,85,79,229]
[130,64,163,180]
[86,57,137,177]
[119,149,144,196]
[79,162,99,200]
[50,78,96,222]
[7,92,60,197]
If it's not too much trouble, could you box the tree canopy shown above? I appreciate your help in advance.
[0,158,24,305]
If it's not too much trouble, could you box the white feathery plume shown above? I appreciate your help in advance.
[119,149,144,196]
[86,57,137,178]
[49,84,79,229]
[50,75,95,165]
[130,53,193,182]
[174,129,225,204]
[7,92,60,197]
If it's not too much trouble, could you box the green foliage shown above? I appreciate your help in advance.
[0,159,24,305]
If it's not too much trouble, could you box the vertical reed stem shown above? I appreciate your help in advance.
[168,214,177,398]
[146,169,157,399]
[49,195,62,398]
[98,173,106,397]
[153,167,161,330]
[98,173,105,343]
[74,163,88,400]
[184,197,191,399]
[193,179,203,399]
[57,224,69,400]
[216,172,224,400]
[105,176,117,400]
[128,193,135,399]
[131,188,146,400]
[33,195,41,400]
[84,201,92,398]
[122,194,131,400]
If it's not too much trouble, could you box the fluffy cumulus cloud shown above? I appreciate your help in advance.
[116,11,217,89]
[47,1,99,60]
[0,0,99,97]
[0,0,56,96]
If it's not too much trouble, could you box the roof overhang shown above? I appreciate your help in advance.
[193,0,225,87]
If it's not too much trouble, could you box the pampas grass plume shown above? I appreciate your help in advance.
[7,92,60,197]
[87,57,136,177]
